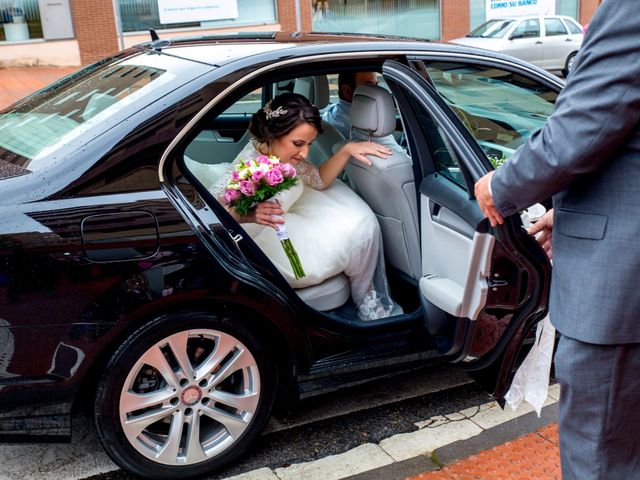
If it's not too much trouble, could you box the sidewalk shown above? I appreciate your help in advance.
[225,385,561,480]
[407,423,560,480]
[0,66,76,109]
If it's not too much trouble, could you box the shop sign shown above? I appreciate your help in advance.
[485,0,555,20]
[158,0,238,24]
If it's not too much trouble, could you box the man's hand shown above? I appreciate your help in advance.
[528,208,553,259]
[475,171,504,227]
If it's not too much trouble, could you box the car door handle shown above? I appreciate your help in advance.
[565,38,572,42]
[535,41,543,44]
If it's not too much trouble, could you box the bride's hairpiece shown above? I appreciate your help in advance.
[263,101,288,120]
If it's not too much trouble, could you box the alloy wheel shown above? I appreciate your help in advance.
[118,329,261,466]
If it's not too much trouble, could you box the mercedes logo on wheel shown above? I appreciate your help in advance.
[181,385,203,406]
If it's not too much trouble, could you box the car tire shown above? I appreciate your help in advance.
[94,311,277,479]
[562,52,577,77]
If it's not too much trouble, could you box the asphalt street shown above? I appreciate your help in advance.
[0,364,495,480]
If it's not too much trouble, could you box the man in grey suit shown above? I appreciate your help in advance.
[475,0,640,477]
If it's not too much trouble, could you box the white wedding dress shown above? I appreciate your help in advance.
[214,143,396,321]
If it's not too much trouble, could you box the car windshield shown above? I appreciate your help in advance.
[467,19,515,38]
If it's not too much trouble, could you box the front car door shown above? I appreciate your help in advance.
[382,58,556,397]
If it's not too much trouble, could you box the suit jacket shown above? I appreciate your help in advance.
[491,0,640,345]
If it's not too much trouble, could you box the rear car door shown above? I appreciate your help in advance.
[382,59,555,398]
[542,17,574,70]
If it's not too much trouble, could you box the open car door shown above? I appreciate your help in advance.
[382,60,552,399]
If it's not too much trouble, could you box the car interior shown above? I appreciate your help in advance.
[180,65,429,322]
[177,55,560,330]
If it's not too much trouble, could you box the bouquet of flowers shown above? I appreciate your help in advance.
[223,155,306,279]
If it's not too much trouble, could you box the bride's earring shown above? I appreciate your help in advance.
[258,142,269,155]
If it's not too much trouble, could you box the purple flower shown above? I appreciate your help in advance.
[240,180,256,196]
[224,189,240,203]
[265,168,283,186]
[232,171,240,181]
[257,155,269,164]
[252,169,265,183]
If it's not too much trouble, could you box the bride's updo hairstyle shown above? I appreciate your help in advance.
[249,93,323,147]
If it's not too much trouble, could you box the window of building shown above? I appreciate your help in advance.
[0,0,42,42]
[312,0,440,41]
[469,0,486,32]
[556,0,579,21]
[117,0,277,33]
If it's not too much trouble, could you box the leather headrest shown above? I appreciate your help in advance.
[350,85,396,138]
[293,76,330,109]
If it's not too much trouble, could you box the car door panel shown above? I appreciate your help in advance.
[383,60,551,398]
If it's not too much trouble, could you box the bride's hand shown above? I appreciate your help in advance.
[251,200,284,230]
[342,141,392,166]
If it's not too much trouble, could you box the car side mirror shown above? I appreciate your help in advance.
[509,33,524,40]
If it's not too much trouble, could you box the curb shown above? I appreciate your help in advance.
[226,384,560,480]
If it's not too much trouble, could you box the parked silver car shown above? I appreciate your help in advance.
[450,15,583,76]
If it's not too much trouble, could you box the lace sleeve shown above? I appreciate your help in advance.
[209,142,258,199]
[296,160,327,190]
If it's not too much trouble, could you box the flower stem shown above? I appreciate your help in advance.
[281,239,305,279]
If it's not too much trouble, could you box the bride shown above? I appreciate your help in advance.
[219,92,397,321]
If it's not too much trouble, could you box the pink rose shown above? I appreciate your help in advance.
[252,169,265,183]
[279,163,296,178]
[232,171,240,181]
[224,189,240,203]
[257,155,269,164]
[265,168,283,186]
[240,180,256,196]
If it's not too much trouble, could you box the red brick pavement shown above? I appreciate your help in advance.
[0,66,77,110]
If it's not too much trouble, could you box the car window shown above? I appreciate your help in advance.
[421,62,557,165]
[467,19,515,38]
[219,87,262,117]
[184,88,262,193]
[512,19,540,38]
[563,18,583,35]
[544,18,568,36]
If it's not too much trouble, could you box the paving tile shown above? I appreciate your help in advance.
[275,443,394,480]
[343,455,438,480]
[0,67,76,109]
[406,425,561,480]
[380,419,483,462]
[536,424,559,446]
[226,468,280,479]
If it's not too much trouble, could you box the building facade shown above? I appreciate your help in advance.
[0,0,600,67]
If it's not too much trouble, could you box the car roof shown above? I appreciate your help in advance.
[488,14,577,21]
[133,31,428,66]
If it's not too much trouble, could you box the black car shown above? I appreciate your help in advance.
[0,32,555,479]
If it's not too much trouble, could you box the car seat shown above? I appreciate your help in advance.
[341,84,421,281]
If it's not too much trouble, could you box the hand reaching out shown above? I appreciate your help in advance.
[528,208,553,259]
[474,171,504,227]
[342,141,392,166]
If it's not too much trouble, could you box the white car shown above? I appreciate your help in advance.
[450,15,583,76]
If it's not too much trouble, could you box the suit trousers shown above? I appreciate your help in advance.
[555,335,640,479]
